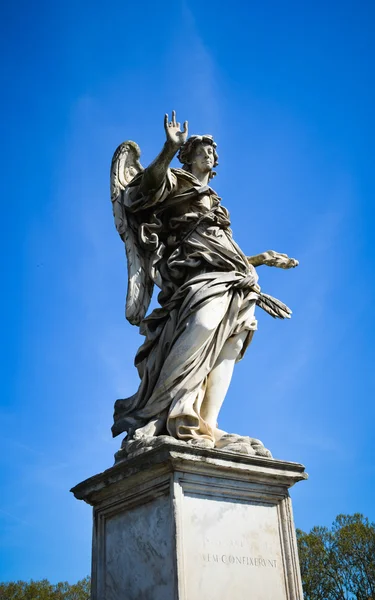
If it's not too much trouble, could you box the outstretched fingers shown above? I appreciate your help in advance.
[164,111,188,146]
[280,257,299,269]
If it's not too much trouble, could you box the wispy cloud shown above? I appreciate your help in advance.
[0,508,31,528]
[168,1,222,133]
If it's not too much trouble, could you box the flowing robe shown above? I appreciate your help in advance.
[112,168,259,443]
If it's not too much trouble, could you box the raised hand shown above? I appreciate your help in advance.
[164,110,188,149]
[262,251,299,269]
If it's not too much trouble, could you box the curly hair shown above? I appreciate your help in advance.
[177,135,219,179]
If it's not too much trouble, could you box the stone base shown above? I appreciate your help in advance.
[71,440,307,600]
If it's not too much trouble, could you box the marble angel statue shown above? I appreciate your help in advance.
[110,111,298,457]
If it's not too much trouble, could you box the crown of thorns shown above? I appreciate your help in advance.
[177,135,219,170]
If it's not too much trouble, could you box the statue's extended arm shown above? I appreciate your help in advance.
[248,251,299,269]
[141,111,188,193]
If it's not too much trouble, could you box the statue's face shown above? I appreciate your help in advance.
[191,143,215,174]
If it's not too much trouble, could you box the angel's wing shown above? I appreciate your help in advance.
[110,141,154,326]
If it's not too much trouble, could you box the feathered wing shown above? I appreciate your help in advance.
[110,141,154,326]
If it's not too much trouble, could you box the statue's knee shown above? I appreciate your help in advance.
[190,308,220,335]
[222,334,244,360]
[231,335,244,356]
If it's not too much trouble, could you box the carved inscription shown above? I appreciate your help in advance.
[201,538,278,569]
[182,496,288,599]
[202,553,277,568]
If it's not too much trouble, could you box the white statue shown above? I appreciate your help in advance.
[110,111,298,456]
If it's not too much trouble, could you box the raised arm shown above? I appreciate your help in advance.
[248,251,299,269]
[141,111,188,192]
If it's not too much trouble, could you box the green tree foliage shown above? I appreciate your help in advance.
[297,513,375,600]
[0,577,90,600]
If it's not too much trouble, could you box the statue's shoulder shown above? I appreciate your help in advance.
[126,170,144,188]
[171,167,198,185]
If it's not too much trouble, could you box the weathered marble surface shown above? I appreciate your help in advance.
[104,495,175,600]
[184,494,286,599]
[115,432,273,463]
[71,442,307,600]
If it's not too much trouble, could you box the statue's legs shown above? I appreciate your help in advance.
[134,296,229,440]
[200,330,248,441]
[133,294,256,444]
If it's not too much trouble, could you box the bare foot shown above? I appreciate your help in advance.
[187,438,215,449]
[213,427,229,444]
[133,415,166,440]
[215,432,244,449]
[215,432,273,458]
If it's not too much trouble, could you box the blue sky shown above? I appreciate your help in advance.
[1,0,374,584]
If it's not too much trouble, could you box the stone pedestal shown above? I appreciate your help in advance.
[71,439,307,600]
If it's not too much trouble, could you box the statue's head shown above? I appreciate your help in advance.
[178,135,219,179]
